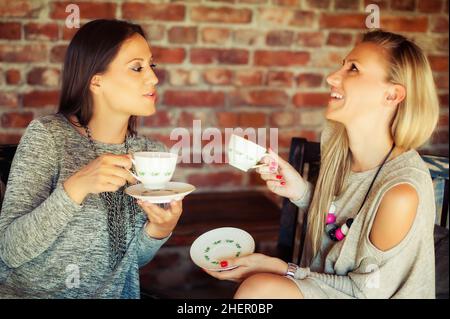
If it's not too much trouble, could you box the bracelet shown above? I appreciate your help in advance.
[285,262,299,279]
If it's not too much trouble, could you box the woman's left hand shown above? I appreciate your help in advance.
[202,253,287,283]
[137,200,183,239]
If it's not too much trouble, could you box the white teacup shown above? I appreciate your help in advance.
[227,134,268,172]
[127,152,178,189]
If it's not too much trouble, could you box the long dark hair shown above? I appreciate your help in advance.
[58,19,146,136]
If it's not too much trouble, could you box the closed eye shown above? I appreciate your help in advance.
[131,66,144,72]
[349,63,358,72]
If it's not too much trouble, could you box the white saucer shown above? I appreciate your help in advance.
[190,227,255,271]
[125,182,196,204]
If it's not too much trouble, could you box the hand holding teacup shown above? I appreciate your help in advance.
[256,149,309,201]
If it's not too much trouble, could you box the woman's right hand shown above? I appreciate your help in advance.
[63,154,137,204]
[256,148,308,202]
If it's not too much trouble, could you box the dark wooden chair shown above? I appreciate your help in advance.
[277,137,449,298]
[277,138,320,265]
[0,144,18,207]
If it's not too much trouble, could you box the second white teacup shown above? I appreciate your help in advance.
[128,152,178,189]
[227,134,268,172]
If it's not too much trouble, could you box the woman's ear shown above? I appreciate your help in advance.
[385,84,406,106]
[90,75,102,94]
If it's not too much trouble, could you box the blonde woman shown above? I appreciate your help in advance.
[204,30,439,299]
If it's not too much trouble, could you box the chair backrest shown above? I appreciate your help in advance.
[0,144,18,207]
[277,137,450,265]
[277,138,320,264]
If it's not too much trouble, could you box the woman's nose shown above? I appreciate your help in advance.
[145,68,159,86]
[326,70,341,87]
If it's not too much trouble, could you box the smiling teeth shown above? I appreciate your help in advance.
[331,92,344,99]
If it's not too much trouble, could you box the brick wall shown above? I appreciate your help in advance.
[0,0,448,193]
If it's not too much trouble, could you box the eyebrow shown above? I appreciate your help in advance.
[127,57,153,64]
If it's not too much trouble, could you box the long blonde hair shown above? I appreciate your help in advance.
[306,30,440,260]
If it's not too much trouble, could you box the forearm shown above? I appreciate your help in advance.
[290,181,313,209]
[137,223,171,267]
[0,184,82,268]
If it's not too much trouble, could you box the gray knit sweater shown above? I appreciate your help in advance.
[0,114,169,298]
[290,121,436,298]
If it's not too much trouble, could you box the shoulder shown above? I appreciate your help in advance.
[369,183,419,251]
[25,114,68,138]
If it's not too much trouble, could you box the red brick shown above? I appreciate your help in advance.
[0,44,47,63]
[289,11,316,27]
[50,44,68,63]
[238,112,267,127]
[364,0,389,10]
[27,67,61,87]
[164,91,225,107]
[123,3,185,21]
[273,0,299,5]
[23,90,60,108]
[217,112,239,127]
[439,93,448,106]
[154,68,167,85]
[312,51,344,68]
[201,28,230,45]
[152,47,185,64]
[266,30,294,46]
[428,55,449,71]
[169,69,200,86]
[187,171,243,187]
[233,29,261,46]
[270,111,297,127]
[259,8,293,25]
[214,111,266,128]
[279,129,319,148]
[380,16,428,32]
[432,17,449,33]
[178,111,212,128]
[6,69,21,85]
[230,90,289,108]
[0,0,42,18]
[191,49,249,65]
[304,0,331,9]
[418,0,443,12]
[0,92,19,108]
[142,110,174,127]
[327,32,353,47]
[434,73,449,89]
[320,13,368,29]
[61,26,79,41]
[254,50,310,66]
[0,133,21,144]
[391,0,416,11]
[234,70,263,86]
[1,112,34,128]
[25,23,59,40]
[297,32,325,47]
[191,6,252,23]
[0,22,21,39]
[168,27,197,44]
[297,73,323,88]
[293,93,330,107]
[439,112,449,126]
[142,25,165,42]
[266,71,294,87]
[51,2,117,19]
[203,69,233,85]
[335,0,360,9]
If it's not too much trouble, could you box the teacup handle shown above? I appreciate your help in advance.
[126,157,142,182]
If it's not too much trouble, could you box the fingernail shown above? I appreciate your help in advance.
[220,261,228,268]
[276,175,283,180]
[280,181,286,186]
